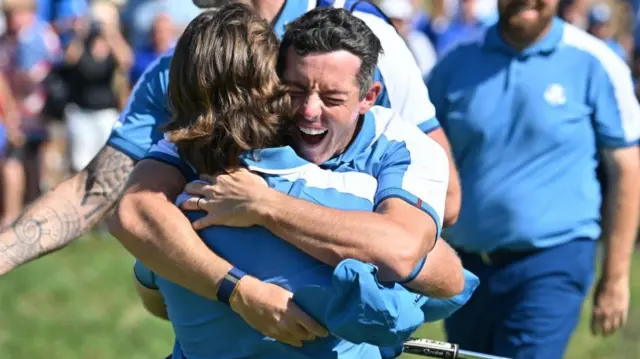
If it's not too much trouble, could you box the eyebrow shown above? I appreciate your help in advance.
[286,82,349,95]
[323,89,350,96]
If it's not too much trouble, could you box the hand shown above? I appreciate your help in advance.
[230,275,329,347]
[591,276,630,336]
[180,168,270,230]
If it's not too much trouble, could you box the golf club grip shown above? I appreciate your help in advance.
[403,338,459,358]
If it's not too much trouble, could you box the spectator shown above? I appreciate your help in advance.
[120,0,201,49]
[427,0,640,356]
[0,0,60,225]
[129,11,176,85]
[380,0,437,77]
[62,1,132,173]
[430,0,489,56]
[587,2,627,62]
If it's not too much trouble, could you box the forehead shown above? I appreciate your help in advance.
[283,48,362,89]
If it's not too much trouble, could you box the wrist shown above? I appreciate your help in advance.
[229,275,260,312]
[601,270,630,283]
[216,266,247,305]
[251,188,280,227]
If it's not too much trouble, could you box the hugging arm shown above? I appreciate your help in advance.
[109,159,327,347]
[0,145,134,275]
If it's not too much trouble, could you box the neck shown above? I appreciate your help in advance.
[252,0,287,24]
[498,19,553,52]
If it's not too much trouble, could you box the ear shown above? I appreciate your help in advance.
[358,81,382,115]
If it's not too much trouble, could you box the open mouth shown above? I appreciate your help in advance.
[298,126,328,146]
[510,2,538,16]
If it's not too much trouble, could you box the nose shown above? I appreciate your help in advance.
[300,94,322,120]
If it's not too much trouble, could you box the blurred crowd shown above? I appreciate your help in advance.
[382,0,637,78]
[0,0,636,228]
[0,0,200,227]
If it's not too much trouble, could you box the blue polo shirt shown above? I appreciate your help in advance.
[107,0,439,161]
[136,107,450,359]
[426,18,640,252]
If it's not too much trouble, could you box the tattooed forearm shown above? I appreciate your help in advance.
[81,146,135,223]
[1,200,83,269]
[0,145,134,274]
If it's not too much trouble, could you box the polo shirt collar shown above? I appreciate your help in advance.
[240,146,310,174]
[484,17,565,56]
[322,111,377,167]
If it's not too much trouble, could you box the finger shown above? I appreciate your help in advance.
[601,313,615,336]
[591,309,603,336]
[605,313,623,336]
[282,319,316,343]
[180,197,202,211]
[296,324,318,341]
[272,327,304,348]
[192,215,220,230]
[291,304,329,337]
[184,181,210,196]
[269,331,303,348]
[200,174,218,184]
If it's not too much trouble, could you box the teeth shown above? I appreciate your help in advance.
[299,126,327,136]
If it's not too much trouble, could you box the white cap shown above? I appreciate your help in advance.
[379,0,414,20]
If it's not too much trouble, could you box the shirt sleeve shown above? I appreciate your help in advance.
[353,11,441,134]
[133,259,158,290]
[589,49,640,148]
[373,113,449,241]
[107,53,173,160]
[144,138,197,182]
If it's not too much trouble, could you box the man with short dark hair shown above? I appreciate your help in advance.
[130,7,474,358]
[0,0,459,280]
[122,6,470,352]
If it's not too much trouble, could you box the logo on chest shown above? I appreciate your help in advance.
[543,83,567,106]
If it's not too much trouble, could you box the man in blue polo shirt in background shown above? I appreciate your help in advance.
[426,0,640,357]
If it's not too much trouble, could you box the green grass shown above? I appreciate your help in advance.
[0,235,638,358]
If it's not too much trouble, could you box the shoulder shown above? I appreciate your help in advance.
[350,11,402,50]
[560,23,631,77]
[370,107,447,164]
[129,50,174,98]
[439,27,487,64]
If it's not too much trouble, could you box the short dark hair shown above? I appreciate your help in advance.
[277,7,383,99]
[165,3,292,175]
[191,0,228,9]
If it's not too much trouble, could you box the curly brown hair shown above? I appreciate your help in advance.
[165,3,292,175]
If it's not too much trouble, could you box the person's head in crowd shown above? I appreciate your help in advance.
[165,3,292,175]
[380,0,415,37]
[91,1,120,31]
[277,8,383,165]
[497,0,559,49]
[150,13,176,54]
[2,0,37,36]
[460,0,478,23]
[587,3,614,40]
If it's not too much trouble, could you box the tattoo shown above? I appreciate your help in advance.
[2,200,83,267]
[0,145,134,271]
[81,146,135,221]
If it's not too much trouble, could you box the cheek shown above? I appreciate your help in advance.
[327,108,359,133]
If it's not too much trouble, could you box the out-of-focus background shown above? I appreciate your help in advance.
[0,0,638,358]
